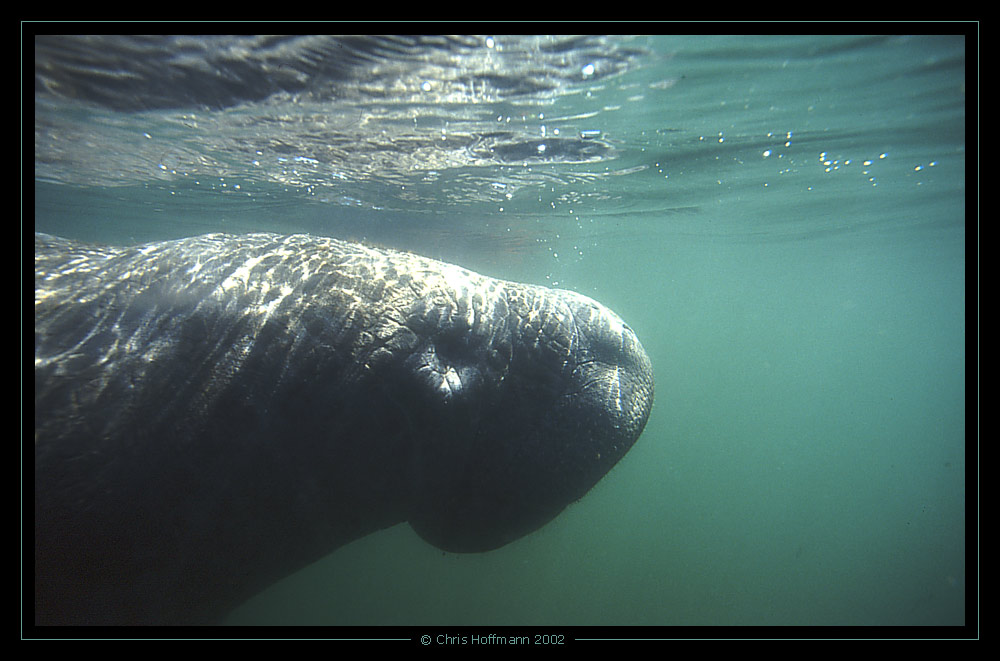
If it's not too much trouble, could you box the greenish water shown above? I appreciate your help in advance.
[33,34,967,628]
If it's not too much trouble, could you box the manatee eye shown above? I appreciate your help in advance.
[420,346,465,401]
[409,339,484,405]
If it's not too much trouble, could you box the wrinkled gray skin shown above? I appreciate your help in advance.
[34,232,654,625]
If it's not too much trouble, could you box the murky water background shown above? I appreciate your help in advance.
[33,34,967,627]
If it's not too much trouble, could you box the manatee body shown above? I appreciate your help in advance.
[33,232,654,625]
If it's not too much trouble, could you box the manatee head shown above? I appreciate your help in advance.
[373,260,655,552]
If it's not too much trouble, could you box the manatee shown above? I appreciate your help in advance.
[33,232,654,625]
